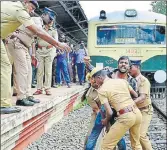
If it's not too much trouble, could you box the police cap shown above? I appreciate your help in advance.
[43,7,55,20]
[29,0,39,9]
[130,60,141,66]
[90,67,103,78]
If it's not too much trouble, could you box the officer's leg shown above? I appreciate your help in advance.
[26,52,32,97]
[8,41,35,106]
[62,60,71,85]
[140,107,153,150]
[43,54,53,94]
[101,112,137,150]
[129,108,142,150]
[13,65,18,95]
[25,53,40,103]
[33,52,44,95]
[109,110,126,150]
[7,42,27,99]
[36,53,44,90]
[1,41,12,107]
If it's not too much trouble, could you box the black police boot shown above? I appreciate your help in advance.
[27,96,40,103]
[1,107,21,114]
[16,98,34,106]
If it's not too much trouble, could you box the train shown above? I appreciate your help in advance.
[87,9,166,85]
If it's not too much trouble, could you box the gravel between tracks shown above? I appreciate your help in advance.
[26,104,166,150]
[26,105,92,150]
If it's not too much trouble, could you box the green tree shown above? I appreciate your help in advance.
[151,1,166,15]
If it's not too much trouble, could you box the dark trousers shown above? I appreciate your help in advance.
[76,63,85,83]
[56,60,70,84]
[72,64,77,82]
[32,65,37,84]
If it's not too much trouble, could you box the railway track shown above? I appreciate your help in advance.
[125,108,167,150]
[126,86,167,150]
[26,86,166,150]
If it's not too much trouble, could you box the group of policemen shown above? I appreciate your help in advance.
[1,0,70,114]
[84,56,153,150]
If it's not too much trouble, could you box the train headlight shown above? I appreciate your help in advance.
[125,9,137,17]
[154,70,166,83]
[99,10,106,20]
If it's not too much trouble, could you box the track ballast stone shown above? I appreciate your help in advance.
[26,104,166,150]
[26,105,92,150]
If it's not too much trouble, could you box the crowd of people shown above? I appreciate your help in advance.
[1,0,87,114]
[84,56,153,150]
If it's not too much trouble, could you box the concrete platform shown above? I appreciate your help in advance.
[1,84,89,150]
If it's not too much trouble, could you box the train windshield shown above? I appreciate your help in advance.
[97,24,166,45]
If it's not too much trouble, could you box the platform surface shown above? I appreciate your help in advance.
[1,84,89,134]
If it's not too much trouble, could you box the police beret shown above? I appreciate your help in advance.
[90,67,102,78]
[29,0,39,9]
[130,60,141,66]
[43,7,55,20]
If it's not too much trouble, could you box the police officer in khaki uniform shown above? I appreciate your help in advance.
[6,16,44,106]
[85,73,100,147]
[129,60,153,150]
[90,68,142,150]
[84,61,137,150]
[33,8,58,95]
[1,0,70,114]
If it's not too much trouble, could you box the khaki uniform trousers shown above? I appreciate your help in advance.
[6,38,32,100]
[36,48,56,90]
[13,65,18,94]
[1,40,12,107]
[101,107,142,150]
[140,105,153,150]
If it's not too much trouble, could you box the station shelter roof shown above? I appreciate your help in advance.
[36,1,88,45]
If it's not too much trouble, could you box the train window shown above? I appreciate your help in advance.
[96,24,166,45]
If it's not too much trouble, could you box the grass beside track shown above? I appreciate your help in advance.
[73,99,88,111]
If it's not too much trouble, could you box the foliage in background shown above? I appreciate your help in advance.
[151,1,166,15]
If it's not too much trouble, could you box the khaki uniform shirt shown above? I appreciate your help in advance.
[86,86,100,108]
[16,17,43,47]
[136,74,151,108]
[8,17,43,48]
[1,1,34,39]
[98,78,135,111]
[37,26,58,55]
